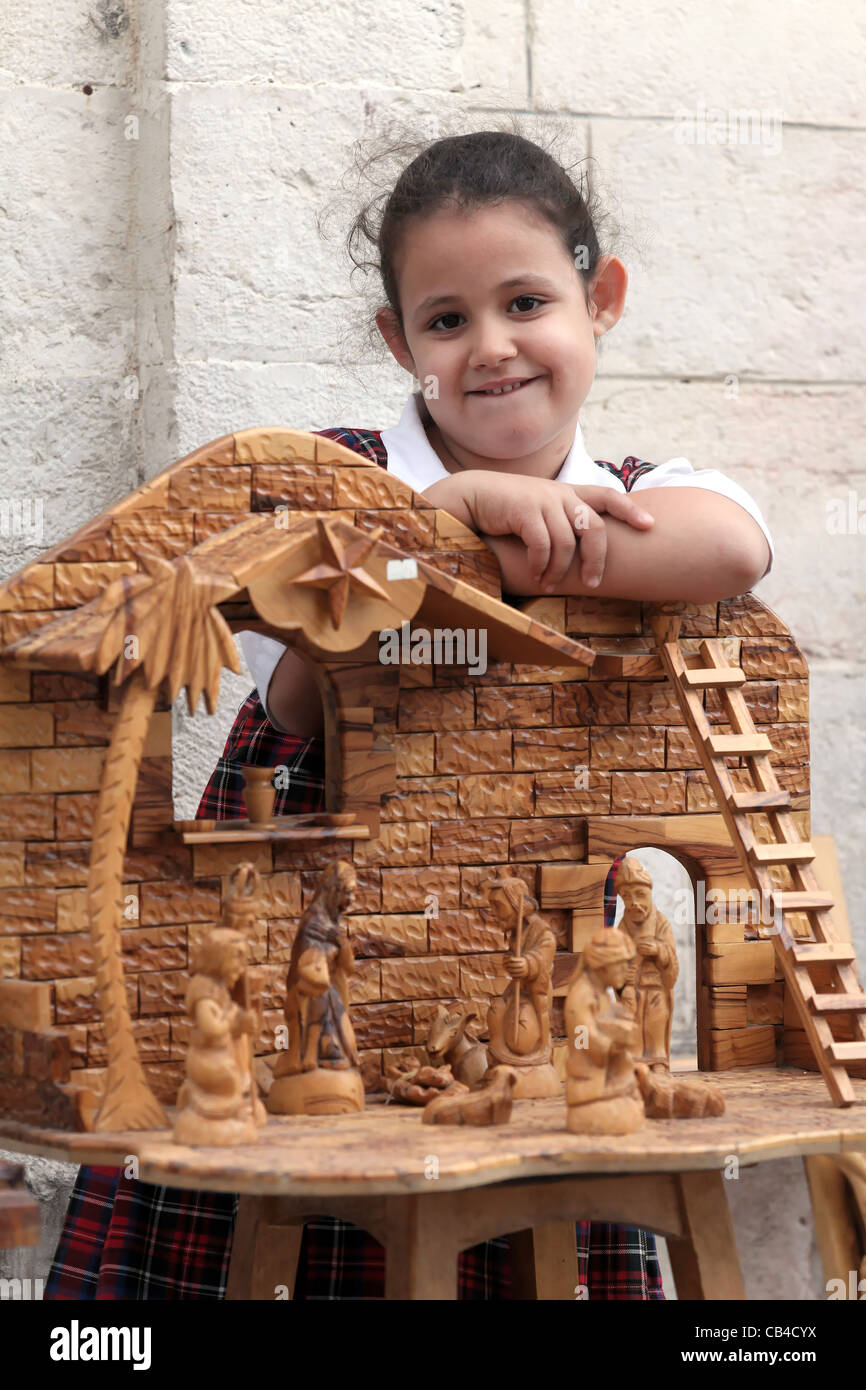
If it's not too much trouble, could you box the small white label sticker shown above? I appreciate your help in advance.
[386,558,418,581]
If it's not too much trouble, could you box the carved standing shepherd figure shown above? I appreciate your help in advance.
[616,855,679,1072]
[267,858,364,1116]
[483,875,561,1099]
[564,928,645,1136]
[173,863,266,1147]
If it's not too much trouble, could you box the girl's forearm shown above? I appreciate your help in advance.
[267,646,325,736]
[483,489,770,604]
[264,486,768,729]
[422,475,475,528]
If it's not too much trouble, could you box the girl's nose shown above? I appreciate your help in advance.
[467,321,519,371]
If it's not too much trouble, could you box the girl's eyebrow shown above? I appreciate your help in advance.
[414,273,560,318]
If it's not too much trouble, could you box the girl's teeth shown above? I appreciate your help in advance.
[485,380,526,394]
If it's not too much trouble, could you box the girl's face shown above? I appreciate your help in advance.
[377,200,627,479]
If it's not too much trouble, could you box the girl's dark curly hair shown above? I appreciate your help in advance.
[321,118,612,367]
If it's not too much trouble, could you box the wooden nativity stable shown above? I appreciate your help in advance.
[0,424,865,1143]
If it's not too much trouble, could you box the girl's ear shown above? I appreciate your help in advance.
[588,255,628,339]
[376,306,418,377]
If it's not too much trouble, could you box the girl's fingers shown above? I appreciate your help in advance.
[537,502,580,588]
[514,512,553,584]
[576,510,608,588]
[506,483,649,594]
[585,489,654,529]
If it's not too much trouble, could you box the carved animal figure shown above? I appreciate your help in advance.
[635,1063,725,1118]
[421,1065,518,1127]
[425,1004,488,1088]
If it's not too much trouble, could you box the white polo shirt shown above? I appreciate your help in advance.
[238,390,774,730]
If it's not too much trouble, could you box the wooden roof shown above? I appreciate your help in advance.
[0,428,596,714]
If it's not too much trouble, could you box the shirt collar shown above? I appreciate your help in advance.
[379,389,617,492]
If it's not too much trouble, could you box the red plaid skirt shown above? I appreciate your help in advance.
[45,689,663,1300]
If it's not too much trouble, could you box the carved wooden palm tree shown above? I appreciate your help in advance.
[5,513,421,1131]
[86,549,240,1130]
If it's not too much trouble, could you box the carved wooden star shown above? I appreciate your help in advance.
[291,518,389,628]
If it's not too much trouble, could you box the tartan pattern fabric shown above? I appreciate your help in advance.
[197,689,326,821]
[595,455,658,491]
[315,425,388,467]
[575,1223,662,1299]
[314,423,659,493]
[43,1164,122,1300]
[44,424,663,1301]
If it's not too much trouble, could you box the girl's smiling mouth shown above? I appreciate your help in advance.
[467,376,541,396]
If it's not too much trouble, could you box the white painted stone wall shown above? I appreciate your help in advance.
[1,0,863,1302]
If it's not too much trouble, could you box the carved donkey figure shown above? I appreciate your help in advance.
[425,1004,488,1088]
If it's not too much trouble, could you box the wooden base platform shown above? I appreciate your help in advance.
[1,1068,864,1195]
[3,1068,864,1298]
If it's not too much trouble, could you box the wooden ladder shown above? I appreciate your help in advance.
[650,607,866,1107]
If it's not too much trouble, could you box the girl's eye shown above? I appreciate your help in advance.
[427,296,546,332]
[428,312,463,331]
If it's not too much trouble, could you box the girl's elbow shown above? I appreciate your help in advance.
[730,533,772,595]
[679,547,767,605]
[704,527,771,600]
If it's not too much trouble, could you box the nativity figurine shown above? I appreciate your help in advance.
[616,854,679,1071]
[564,927,645,1135]
[483,874,561,1099]
[387,1062,468,1107]
[266,857,364,1116]
[635,1062,725,1118]
[173,862,267,1147]
[421,1065,518,1126]
[425,1003,488,1088]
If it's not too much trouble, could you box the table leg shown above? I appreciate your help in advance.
[666,1171,746,1300]
[804,1153,866,1295]
[226,1195,304,1301]
[510,1222,581,1299]
[382,1193,459,1300]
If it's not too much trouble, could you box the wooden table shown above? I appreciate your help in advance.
[2,1068,865,1299]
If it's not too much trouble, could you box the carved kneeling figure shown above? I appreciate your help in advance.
[564,929,645,1136]
[173,926,264,1147]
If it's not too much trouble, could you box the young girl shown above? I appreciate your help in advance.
[45,127,773,1301]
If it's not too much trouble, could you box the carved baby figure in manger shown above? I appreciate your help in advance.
[173,863,267,1147]
[267,858,364,1116]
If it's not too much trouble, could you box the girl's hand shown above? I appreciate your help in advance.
[426,472,654,590]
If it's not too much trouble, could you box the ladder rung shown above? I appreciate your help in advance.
[728,789,791,812]
[750,842,815,866]
[811,994,866,1015]
[707,733,773,756]
[827,1041,866,1063]
[682,666,746,689]
[772,891,834,912]
[791,941,857,964]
